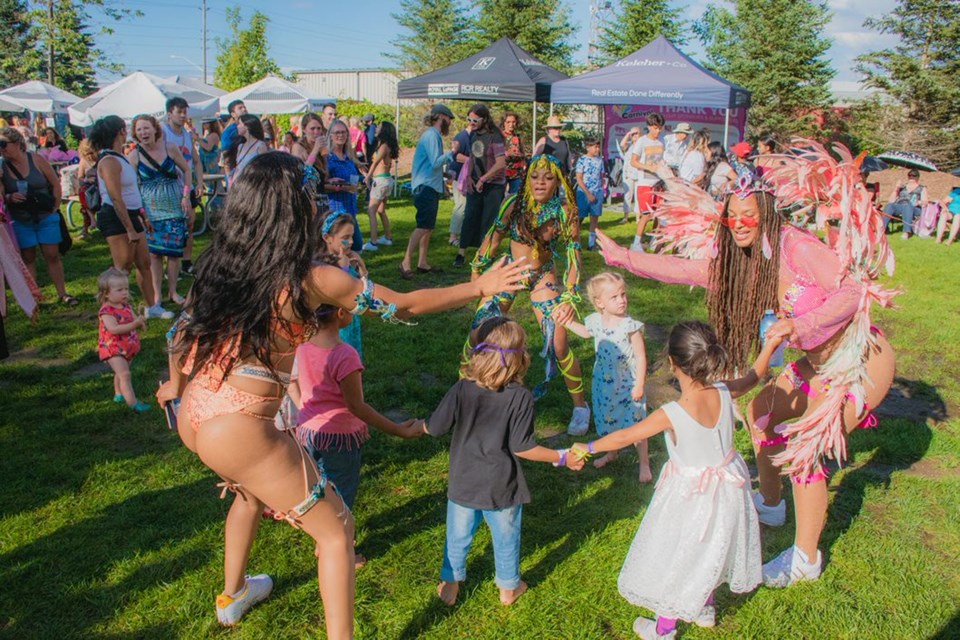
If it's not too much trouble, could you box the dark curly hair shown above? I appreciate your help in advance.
[176,152,319,380]
[706,191,782,372]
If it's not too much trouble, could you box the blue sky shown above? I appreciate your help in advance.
[91,0,898,89]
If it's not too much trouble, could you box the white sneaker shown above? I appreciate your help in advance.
[146,304,175,320]
[361,241,379,252]
[693,604,716,628]
[632,616,675,639]
[752,491,786,527]
[567,406,591,436]
[376,236,393,246]
[216,573,274,626]
[762,545,822,588]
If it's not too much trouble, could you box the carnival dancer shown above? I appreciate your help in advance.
[467,153,591,435]
[596,140,897,588]
[572,320,784,639]
[155,152,528,637]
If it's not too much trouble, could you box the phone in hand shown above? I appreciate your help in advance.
[164,398,180,431]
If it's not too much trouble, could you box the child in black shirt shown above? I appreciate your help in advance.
[421,316,583,606]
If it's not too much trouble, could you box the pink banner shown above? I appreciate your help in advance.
[604,104,747,162]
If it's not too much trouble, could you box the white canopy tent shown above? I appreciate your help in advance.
[0,80,81,114]
[0,95,23,112]
[68,72,219,126]
[164,76,227,98]
[217,75,335,114]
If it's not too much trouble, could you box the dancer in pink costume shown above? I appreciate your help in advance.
[596,140,897,588]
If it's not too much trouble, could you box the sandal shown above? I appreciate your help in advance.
[398,264,414,280]
[417,266,444,275]
[59,294,80,306]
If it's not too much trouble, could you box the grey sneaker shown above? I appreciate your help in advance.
[567,406,591,436]
[146,304,175,320]
[762,545,822,588]
[632,616,675,640]
[752,491,786,527]
[215,574,274,626]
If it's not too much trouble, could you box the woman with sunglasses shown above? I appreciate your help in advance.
[325,120,364,252]
[0,127,78,305]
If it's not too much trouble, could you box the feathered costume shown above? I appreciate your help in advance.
[605,139,897,479]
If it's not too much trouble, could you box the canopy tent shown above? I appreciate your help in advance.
[68,72,219,126]
[164,76,227,98]
[217,75,335,114]
[0,80,81,114]
[0,95,23,112]
[550,36,751,143]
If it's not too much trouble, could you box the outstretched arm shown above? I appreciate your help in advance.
[340,372,421,438]
[572,409,672,455]
[724,331,785,398]
[595,230,710,288]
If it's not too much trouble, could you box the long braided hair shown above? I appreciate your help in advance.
[706,191,782,372]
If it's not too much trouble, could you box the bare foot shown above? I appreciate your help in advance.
[638,463,653,483]
[499,581,528,606]
[354,552,367,569]
[437,580,459,606]
[592,451,619,469]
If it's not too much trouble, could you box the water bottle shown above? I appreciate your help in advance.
[759,309,785,367]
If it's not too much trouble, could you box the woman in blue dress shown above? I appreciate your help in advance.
[325,120,364,252]
[128,115,194,307]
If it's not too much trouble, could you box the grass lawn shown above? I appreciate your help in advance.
[1,197,958,639]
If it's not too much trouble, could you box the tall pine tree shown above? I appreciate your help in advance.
[594,0,687,65]
[386,0,474,75]
[0,0,40,87]
[31,0,106,95]
[473,0,577,72]
[855,0,960,166]
[695,0,835,137]
[214,8,283,91]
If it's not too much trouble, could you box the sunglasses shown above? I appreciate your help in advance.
[467,117,481,124]
[0,140,7,149]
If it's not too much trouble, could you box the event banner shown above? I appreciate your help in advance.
[604,104,747,162]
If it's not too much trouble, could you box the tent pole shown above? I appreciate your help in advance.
[723,108,731,145]
[532,101,537,151]
[394,96,401,197]
[549,102,554,117]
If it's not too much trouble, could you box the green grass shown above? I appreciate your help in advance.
[1,199,958,639]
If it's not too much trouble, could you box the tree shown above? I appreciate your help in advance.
[855,0,960,167]
[594,0,687,65]
[214,7,283,91]
[473,0,577,72]
[385,0,474,75]
[695,0,835,137]
[0,0,40,87]
[30,0,115,95]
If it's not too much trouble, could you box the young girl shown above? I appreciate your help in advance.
[561,272,651,480]
[97,267,149,412]
[572,321,783,639]
[319,210,366,358]
[575,137,606,250]
[422,317,583,607]
[288,303,421,564]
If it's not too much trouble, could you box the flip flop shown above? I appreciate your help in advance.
[417,266,444,275]
[398,264,414,280]
[59,294,80,306]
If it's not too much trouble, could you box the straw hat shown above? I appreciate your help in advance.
[545,115,563,129]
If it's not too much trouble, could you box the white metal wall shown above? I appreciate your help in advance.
[294,69,408,104]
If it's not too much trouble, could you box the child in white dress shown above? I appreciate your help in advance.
[562,271,651,480]
[573,320,784,639]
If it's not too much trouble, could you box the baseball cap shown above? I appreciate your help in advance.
[430,104,455,119]
[362,113,375,123]
[730,141,753,158]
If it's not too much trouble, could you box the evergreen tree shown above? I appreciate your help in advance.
[695,0,835,137]
[0,0,40,87]
[594,0,687,65]
[386,0,474,75]
[214,7,283,91]
[30,0,109,95]
[473,0,577,72]
[855,0,960,167]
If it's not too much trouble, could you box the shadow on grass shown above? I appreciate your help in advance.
[0,478,221,639]
[931,612,960,639]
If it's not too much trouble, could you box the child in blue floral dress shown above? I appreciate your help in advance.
[561,271,652,481]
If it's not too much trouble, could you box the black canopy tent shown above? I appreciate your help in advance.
[395,37,569,149]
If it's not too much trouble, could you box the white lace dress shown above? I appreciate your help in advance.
[617,383,761,620]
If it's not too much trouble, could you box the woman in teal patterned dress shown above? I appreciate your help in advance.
[128,115,194,308]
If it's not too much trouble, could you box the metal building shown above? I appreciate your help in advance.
[293,68,409,105]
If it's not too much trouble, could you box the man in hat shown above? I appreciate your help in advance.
[534,115,572,174]
[729,141,756,182]
[663,121,692,176]
[399,104,457,279]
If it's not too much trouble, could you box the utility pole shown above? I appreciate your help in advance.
[588,0,613,68]
[47,0,55,84]
[202,0,208,84]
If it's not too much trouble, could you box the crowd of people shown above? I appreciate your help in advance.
[0,96,945,639]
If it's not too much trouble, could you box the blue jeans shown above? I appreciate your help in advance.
[302,439,361,510]
[440,500,522,590]
[884,202,921,234]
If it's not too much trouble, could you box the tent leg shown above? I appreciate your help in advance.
[394,97,401,197]
[549,102,554,117]
[532,102,537,152]
[723,108,731,145]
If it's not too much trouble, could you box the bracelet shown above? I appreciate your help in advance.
[469,254,495,273]
[587,441,596,455]
[306,153,317,166]
[553,448,568,468]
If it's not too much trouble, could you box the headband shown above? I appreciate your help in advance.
[321,209,350,235]
[523,154,577,225]
[473,342,524,367]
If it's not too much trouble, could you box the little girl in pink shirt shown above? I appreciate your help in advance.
[288,303,422,564]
